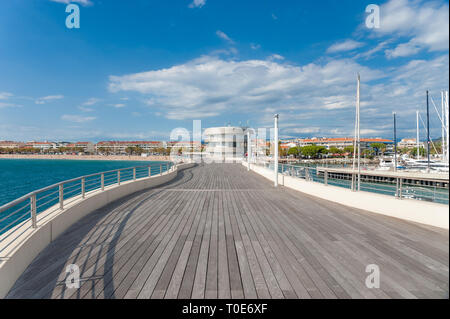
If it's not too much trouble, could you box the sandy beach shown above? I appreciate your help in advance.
[0,154,171,161]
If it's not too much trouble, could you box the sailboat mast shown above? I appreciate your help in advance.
[357,74,361,191]
[442,91,445,161]
[446,90,449,162]
[393,112,397,172]
[426,91,430,173]
[416,110,420,160]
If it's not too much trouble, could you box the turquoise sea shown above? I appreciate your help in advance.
[0,159,169,235]
[0,159,166,207]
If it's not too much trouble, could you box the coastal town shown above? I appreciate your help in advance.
[0,136,440,161]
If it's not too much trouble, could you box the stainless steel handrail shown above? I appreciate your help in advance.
[0,162,174,237]
[253,161,449,204]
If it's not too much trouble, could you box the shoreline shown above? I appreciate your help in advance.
[0,154,170,161]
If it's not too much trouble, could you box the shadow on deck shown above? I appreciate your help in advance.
[6,164,449,299]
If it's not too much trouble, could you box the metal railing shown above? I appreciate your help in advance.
[0,162,175,240]
[255,161,449,205]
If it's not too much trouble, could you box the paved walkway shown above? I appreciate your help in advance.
[7,164,449,299]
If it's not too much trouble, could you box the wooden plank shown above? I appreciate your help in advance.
[7,163,448,299]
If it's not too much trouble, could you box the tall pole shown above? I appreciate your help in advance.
[393,112,397,172]
[357,74,361,191]
[442,91,446,161]
[274,114,279,187]
[446,91,449,162]
[426,90,431,173]
[247,130,251,171]
[352,96,357,191]
[416,110,420,160]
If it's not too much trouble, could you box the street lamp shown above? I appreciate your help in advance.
[274,114,279,187]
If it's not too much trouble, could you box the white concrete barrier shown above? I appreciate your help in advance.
[0,163,195,298]
[244,162,449,230]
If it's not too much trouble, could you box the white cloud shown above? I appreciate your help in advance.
[376,0,449,56]
[108,55,383,120]
[109,103,126,108]
[61,114,96,123]
[250,43,261,50]
[216,30,234,44]
[50,0,92,6]
[268,54,284,61]
[327,40,365,53]
[82,97,100,106]
[78,106,93,112]
[188,0,206,8]
[35,95,64,104]
[354,40,393,59]
[0,102,21,109]
[0,92,13,100]
[287,127,321,134]
[108,52,448,139]
[385,41,421,58]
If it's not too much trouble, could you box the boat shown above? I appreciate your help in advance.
[404,158,449,173]
[377,157,405,170]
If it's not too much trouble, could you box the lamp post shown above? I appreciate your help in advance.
[426,91,430,173]
[274,114,279,187]
[393,112,397,172]
[247,130,251,171]
[416,110,420,160]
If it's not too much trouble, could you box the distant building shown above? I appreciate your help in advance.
[297,137,393,151]
[398,138,424,149]
[166,141,202,151]
[25,141,56,151]
[0,141,25,149]
[95,141,163,154]
[280,142,297,150]
[65,142,95,153]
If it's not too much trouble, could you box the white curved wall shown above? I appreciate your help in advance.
[204,126,245,160]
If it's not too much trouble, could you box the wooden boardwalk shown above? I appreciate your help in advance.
[7,164,449,299]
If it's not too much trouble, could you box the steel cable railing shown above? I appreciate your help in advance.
[252,161,449,204]
[0,162,175,241]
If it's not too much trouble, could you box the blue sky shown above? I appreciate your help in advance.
[0,0,448,142]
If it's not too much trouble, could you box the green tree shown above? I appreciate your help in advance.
[370,143,386,156]
[300,145,327,159]
[344,145,354,155]
[328,147,344,156]
[362,149,375,159]
[411,147,426,157]
[287,147,300,157]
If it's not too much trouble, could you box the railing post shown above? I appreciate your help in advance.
[30,194,37,228]
[81,178,85,199]
[160,164,163,176]
[59,184,64,210]
[133,168,136,181]
[399,178,403,200]
[118,170,121,185]
[101,173,104,191]
[148,165,151,177]
[351,174,355,191]
[324,170,328,186]
[395,178,399,198]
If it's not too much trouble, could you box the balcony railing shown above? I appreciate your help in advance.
[0,162,175,246]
